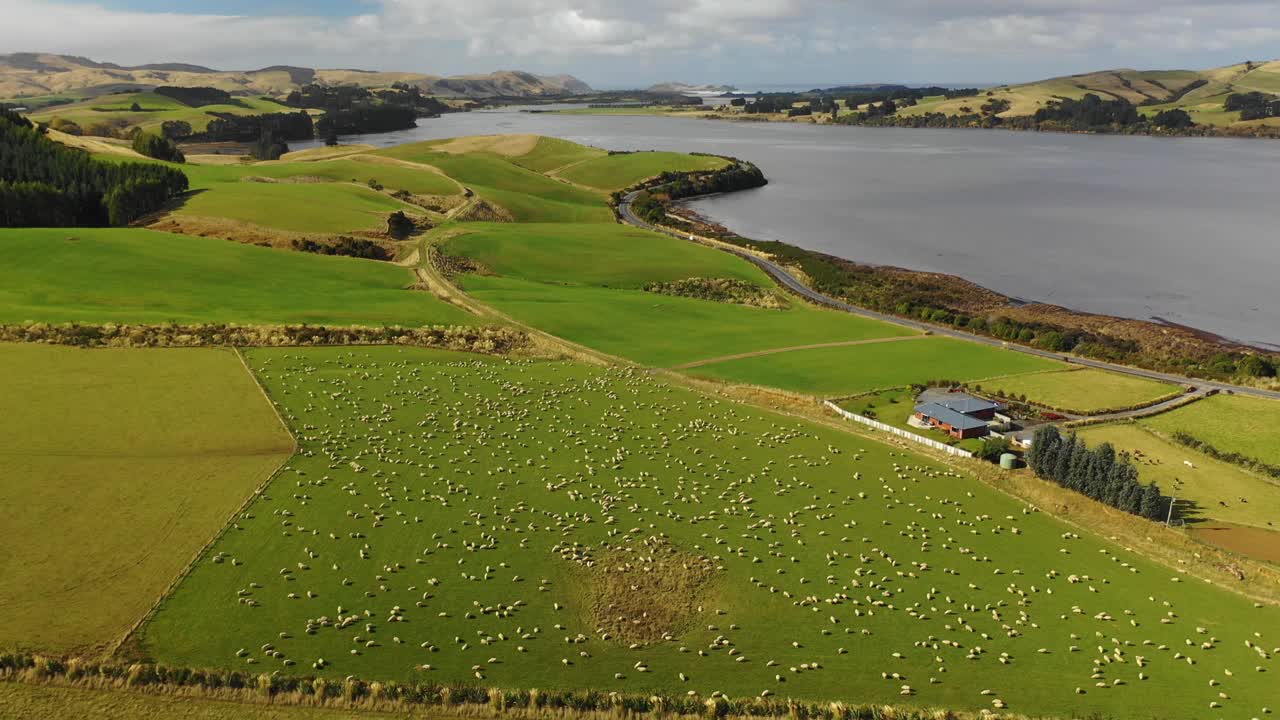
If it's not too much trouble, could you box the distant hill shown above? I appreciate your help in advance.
[647,82,737,95]
[0,53,593,99]
[895,60,1280,129]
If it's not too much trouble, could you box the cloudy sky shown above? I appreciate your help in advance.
[4,0,1279,86]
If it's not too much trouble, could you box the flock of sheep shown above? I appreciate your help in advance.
[175,350,1276,719]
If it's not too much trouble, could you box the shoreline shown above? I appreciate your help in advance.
[616,166,1279,393]
[544,104,1280,140]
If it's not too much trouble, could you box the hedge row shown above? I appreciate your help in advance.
[0,652,1074,720]
[0,323,526,354]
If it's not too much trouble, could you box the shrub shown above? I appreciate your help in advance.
[131,131,185,163]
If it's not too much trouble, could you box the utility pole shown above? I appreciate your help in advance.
[1166,496,1177,526]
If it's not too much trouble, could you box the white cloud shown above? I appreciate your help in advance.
[2,0,1279,82]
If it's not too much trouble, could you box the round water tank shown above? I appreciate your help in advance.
[1000,453,1019,470]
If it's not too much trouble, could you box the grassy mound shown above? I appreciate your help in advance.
[557,152,729,191]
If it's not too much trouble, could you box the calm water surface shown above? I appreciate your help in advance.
[296,111,1280,347]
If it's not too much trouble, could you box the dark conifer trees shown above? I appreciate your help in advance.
[1027,425,1173,522]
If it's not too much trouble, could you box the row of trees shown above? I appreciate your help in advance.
[153,86,237,108]
[0,108,188,227]
[1027,426,1173,521]
[1224,92,1280,121]
[1033,94,1141,128]
[315,106,417,138]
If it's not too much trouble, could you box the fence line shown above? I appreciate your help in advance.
[823,400,975,458]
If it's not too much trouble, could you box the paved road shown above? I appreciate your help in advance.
[619,192,1280,402]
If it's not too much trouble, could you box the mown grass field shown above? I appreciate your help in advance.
[461,276,912,366]
[977,369,1178,413]
[138,345,1279,720]
[0,344,293,653]
[0,681,454,720]
[1141,394,1280,467]
[0,228,477,327]
[686,337,1064,396]
[441,222,770,289]
[556,152,728,191]
[1077,423,1280,531]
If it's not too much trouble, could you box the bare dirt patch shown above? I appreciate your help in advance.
[455,198,515,223]
[568,537,721,645]
[1191,523,1280,566]
[146,214,308,248]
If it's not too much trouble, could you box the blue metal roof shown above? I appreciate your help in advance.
[914,403,989,431]
[935,394,1000,415]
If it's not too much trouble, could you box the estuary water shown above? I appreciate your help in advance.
[293,111,1280,347]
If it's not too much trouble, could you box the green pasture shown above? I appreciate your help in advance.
[686,337,1063,396]
[30,91,291,134]
[1077,423,1280,531]
[1141,394,1280,467]
[179,179,415,234]
[511,136,607,173]
[977,368,1178,414]
[173,158,458,234]
[244,158,462,197]
[376,145,609,222]
[140,345,1279,720]
[442,222,770,289]
[461,276,912,366]
[0,344,292,653]
[557,151,728,191]
[0,228,477,327]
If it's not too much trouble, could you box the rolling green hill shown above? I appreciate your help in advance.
[898,60,1280,129]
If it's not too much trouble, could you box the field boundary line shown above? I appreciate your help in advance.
[823,400,975,458]
[105,347,298,661]
[669,334,927,370]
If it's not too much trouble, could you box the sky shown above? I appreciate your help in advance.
[3,0,1279,87]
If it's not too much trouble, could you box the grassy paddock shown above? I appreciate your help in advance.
[510,136,607,174]
[686,337,1063,396]
[0,228,477,327]
[442,223,770,289]
[0,344,293,653]
[977,368,1178,414]
[1076,423,1280,531]
[557,152,728,191]
[462,276,912,367]
[1141,394,1280,467]
[139,346,1280,720]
